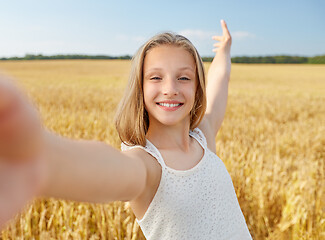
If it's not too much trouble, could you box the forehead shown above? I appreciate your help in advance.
[143,45,196,73]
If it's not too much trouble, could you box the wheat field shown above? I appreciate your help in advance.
[0,60,324,239]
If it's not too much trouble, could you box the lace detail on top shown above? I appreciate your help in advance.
[121,128,252,240]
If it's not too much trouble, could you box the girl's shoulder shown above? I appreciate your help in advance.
[122,146,152,163]
[122,147,162,185]
[122,146,156,168]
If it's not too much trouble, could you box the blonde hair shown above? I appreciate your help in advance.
[114,31,207,147]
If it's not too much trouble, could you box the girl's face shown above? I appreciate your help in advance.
[143,45,197,128]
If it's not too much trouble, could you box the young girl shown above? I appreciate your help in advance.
[0,20,252,239]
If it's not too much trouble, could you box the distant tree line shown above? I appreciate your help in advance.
[1,54,325,64]
[0,54,132,61]
[230,55,325,64]
[202,55,325,64]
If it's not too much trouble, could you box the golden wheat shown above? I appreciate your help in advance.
[0,60,324,239]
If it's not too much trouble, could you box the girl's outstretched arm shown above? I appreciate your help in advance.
[204,19,232,136]
[42,131,147,203]
[0,74,147,230]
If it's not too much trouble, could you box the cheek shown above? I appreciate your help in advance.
[143,83,156,105]
[188,86,198,109]
[185,83,197,101]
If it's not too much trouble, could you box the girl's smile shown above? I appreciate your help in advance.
[156,100,184,111]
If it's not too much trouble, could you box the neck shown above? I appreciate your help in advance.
[146,118,192,153]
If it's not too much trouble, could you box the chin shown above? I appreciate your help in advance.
[158,117,190,127]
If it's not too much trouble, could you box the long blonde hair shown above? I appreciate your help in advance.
[114,31,207,147]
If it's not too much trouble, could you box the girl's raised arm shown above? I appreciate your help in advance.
[204,19,232,136]
[0,74,147,229]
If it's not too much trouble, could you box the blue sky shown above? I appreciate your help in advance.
[1,0,324,58]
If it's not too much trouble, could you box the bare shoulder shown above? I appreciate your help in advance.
[122,147,148,161]
[122,147,162,201]
[198,116,217,154]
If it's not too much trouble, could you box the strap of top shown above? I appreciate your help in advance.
[189,127,208,148]
[121,140,167,168]
[120,127,207,168]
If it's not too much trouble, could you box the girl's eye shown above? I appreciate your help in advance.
[149,77,190,80]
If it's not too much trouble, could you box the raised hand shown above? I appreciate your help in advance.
[0,74,46,230]
[212,19,232,54]
[208,19,232,81]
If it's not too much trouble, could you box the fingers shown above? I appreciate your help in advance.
[211,19,231,41]
[212,36,223,41]
[211,19,232,53]
[212,42,222,52]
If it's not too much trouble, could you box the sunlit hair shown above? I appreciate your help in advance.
[114,31,207,147]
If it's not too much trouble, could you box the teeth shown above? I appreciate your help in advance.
[158,103,181,107]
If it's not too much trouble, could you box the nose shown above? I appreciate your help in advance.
[162,77,179,96]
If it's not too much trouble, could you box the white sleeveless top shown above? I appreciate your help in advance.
[121,128,252,240]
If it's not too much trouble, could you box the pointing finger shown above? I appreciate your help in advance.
[220,19,230,37]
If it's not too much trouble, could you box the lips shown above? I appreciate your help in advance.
[157,102,182,107]
[156,101,184,111]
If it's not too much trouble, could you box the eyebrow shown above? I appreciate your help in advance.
[144,67,195,74]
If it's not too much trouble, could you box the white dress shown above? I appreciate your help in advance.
[121,128,253,240]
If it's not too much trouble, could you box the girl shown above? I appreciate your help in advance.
[0,20,252,239]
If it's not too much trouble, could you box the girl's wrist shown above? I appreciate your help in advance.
[37,129,56,197]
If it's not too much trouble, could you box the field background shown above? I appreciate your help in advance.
[0,60,324,239]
